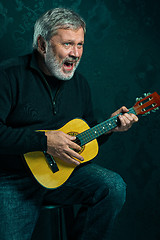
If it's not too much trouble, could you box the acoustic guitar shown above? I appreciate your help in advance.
[24,92,160,189]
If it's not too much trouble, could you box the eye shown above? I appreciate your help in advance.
[63,43,71,48]
[77,43,83,49]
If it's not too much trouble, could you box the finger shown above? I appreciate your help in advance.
[130,113,139,122]
[121,106,129,113]
[123,113,134,122]
[111,106,129,117]
[60,152,81,166]
[64,133,82,151]
[60,132,80,149]
[69,140,82,152]
[63,132,76,141]
[118,115,129,126]
[123,113,139,124]
[66,147,84,162]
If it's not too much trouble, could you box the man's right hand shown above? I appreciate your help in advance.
[45,131,84,165]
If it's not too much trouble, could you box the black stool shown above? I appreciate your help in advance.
[32,204,74,240]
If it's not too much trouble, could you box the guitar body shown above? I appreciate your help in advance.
[24,118,99,189]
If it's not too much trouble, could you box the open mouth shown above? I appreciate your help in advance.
[63,61,75,71]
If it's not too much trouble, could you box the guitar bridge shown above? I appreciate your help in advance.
[43,151,59,173]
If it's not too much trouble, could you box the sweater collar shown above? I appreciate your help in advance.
[29,50,41,73]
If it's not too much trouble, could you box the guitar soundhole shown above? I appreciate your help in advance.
[67,132,85,154]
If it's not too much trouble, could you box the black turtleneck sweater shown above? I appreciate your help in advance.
[0,51,110,172]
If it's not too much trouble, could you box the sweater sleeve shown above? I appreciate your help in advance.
[0,70,47,155]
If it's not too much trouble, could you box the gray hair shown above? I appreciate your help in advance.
[33,8,86,49]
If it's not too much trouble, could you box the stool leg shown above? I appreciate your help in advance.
[63,206,74,240]
[57,207,63,240]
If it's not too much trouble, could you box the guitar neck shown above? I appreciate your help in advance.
[77,107,136,146]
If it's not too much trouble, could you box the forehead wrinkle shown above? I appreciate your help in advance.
[50,28,84,43]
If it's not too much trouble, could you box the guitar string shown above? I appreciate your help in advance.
[76,107,136,146]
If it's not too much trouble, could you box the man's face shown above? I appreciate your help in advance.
[44,27,84,80]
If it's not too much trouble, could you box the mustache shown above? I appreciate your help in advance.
[63,57,79,63]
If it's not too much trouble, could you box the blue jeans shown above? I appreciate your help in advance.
[0,163,126,240]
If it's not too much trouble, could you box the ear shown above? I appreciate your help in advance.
[37,35,47,54]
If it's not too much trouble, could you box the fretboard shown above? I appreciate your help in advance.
[76,107,136,146]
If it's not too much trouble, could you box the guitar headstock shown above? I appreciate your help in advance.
[133,92,160,116]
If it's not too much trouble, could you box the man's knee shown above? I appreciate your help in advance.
[93,169,126,210]
[106,171,126,210]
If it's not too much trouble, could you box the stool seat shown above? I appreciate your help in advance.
[42,204,64,209]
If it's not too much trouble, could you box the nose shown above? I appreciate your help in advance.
[69,46,81,58]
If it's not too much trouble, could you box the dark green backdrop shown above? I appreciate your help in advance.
[0,0,160,239]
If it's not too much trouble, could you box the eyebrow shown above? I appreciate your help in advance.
[62,40,84,44]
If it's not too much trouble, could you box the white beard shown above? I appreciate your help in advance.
[45,46,80,80]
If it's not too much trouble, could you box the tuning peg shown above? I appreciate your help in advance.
[144,92,151,97]
[136,97,143,102]
[152,107,159,112]
[142,111,150,117]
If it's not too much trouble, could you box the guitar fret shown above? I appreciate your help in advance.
[77,107,136,146]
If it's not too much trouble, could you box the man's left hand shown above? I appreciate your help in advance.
[110,106,138,132]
